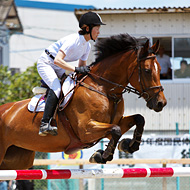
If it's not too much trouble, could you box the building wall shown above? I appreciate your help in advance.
[99,12,190,37]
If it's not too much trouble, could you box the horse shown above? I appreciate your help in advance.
[0,33,167,169]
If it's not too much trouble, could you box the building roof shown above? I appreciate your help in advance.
[0,0,23,33]
[75,6,190,19]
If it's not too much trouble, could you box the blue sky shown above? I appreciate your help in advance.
[37,0,190,9]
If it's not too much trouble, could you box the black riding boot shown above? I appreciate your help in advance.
[38,89,58,136]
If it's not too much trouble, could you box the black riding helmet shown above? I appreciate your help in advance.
[79,11,106,41]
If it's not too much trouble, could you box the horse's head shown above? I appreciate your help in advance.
[128,39,167,112]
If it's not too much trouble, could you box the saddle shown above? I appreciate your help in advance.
[34,73,74,112]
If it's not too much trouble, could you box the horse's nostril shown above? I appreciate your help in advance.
[157,101,164,109]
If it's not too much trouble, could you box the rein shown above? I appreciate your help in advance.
[88,72,142,97]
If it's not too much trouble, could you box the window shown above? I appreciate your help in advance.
[173,38,190,79]
[153,37,190,81]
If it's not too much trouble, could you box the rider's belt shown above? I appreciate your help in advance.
[45,49,55,60]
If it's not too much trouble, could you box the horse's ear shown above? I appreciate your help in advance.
[139,39,149,58]
[151,40,160,54]
[144,39,150,51]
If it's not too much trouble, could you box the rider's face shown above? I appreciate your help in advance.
[91,26,100,40]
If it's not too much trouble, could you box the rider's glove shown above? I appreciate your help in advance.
[75,66,90,74]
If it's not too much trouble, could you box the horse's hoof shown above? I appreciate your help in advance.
[89,149,106,164]
[118,138,133,154]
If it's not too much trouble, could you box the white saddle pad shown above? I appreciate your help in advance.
[28,75,75,112]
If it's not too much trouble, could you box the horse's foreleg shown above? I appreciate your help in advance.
[118,114,145,154]
[86,121,122,164]
[102,125,121,161]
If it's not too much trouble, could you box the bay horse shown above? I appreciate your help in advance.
[0,33,166,169]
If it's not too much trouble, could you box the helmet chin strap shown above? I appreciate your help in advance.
[89,25,95,42]
[90,32,95,42]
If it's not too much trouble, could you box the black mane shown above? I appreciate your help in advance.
[93,33,148,64]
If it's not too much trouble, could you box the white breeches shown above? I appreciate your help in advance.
[37,58,65,98]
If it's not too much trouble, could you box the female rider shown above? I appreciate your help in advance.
[37,11,105,136]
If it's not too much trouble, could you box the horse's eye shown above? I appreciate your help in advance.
[144,69,151,74]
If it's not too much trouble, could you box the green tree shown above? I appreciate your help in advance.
[0,65,12,105]
[0,63,41,105]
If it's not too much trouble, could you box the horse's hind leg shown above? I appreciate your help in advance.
[0,146,35,170]
[118,114,145,154]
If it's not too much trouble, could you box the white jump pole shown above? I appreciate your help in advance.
[0,167,190,180]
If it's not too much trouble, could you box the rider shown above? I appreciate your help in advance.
[37,11,105,136]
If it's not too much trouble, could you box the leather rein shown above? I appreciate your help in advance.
[77,49,164,124]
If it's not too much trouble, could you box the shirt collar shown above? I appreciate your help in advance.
[80,34,88,43]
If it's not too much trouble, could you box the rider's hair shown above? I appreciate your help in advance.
[78,24,96,35]
[78,27,88,35]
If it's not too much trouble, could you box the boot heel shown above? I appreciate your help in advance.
[38,131,47,136]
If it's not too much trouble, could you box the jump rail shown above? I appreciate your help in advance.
[33,158,190,166]
[1,167,190,180]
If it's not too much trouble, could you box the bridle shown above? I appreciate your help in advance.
[77,47,164,123]
[137,56,164,102]
[129,48,164,102]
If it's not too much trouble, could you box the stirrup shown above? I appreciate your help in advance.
[39,119,58,136]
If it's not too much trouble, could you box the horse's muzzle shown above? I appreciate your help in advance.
[146,94,167,112]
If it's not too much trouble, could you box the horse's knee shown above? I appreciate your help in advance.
[134,114,145,127]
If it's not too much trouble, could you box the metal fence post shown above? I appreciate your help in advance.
[162,163,167,190]
[79,164,83,190]
[176,122,180,190]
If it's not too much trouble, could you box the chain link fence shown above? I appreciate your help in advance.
[19,176,190,190]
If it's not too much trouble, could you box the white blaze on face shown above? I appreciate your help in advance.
[154,61,158,73]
